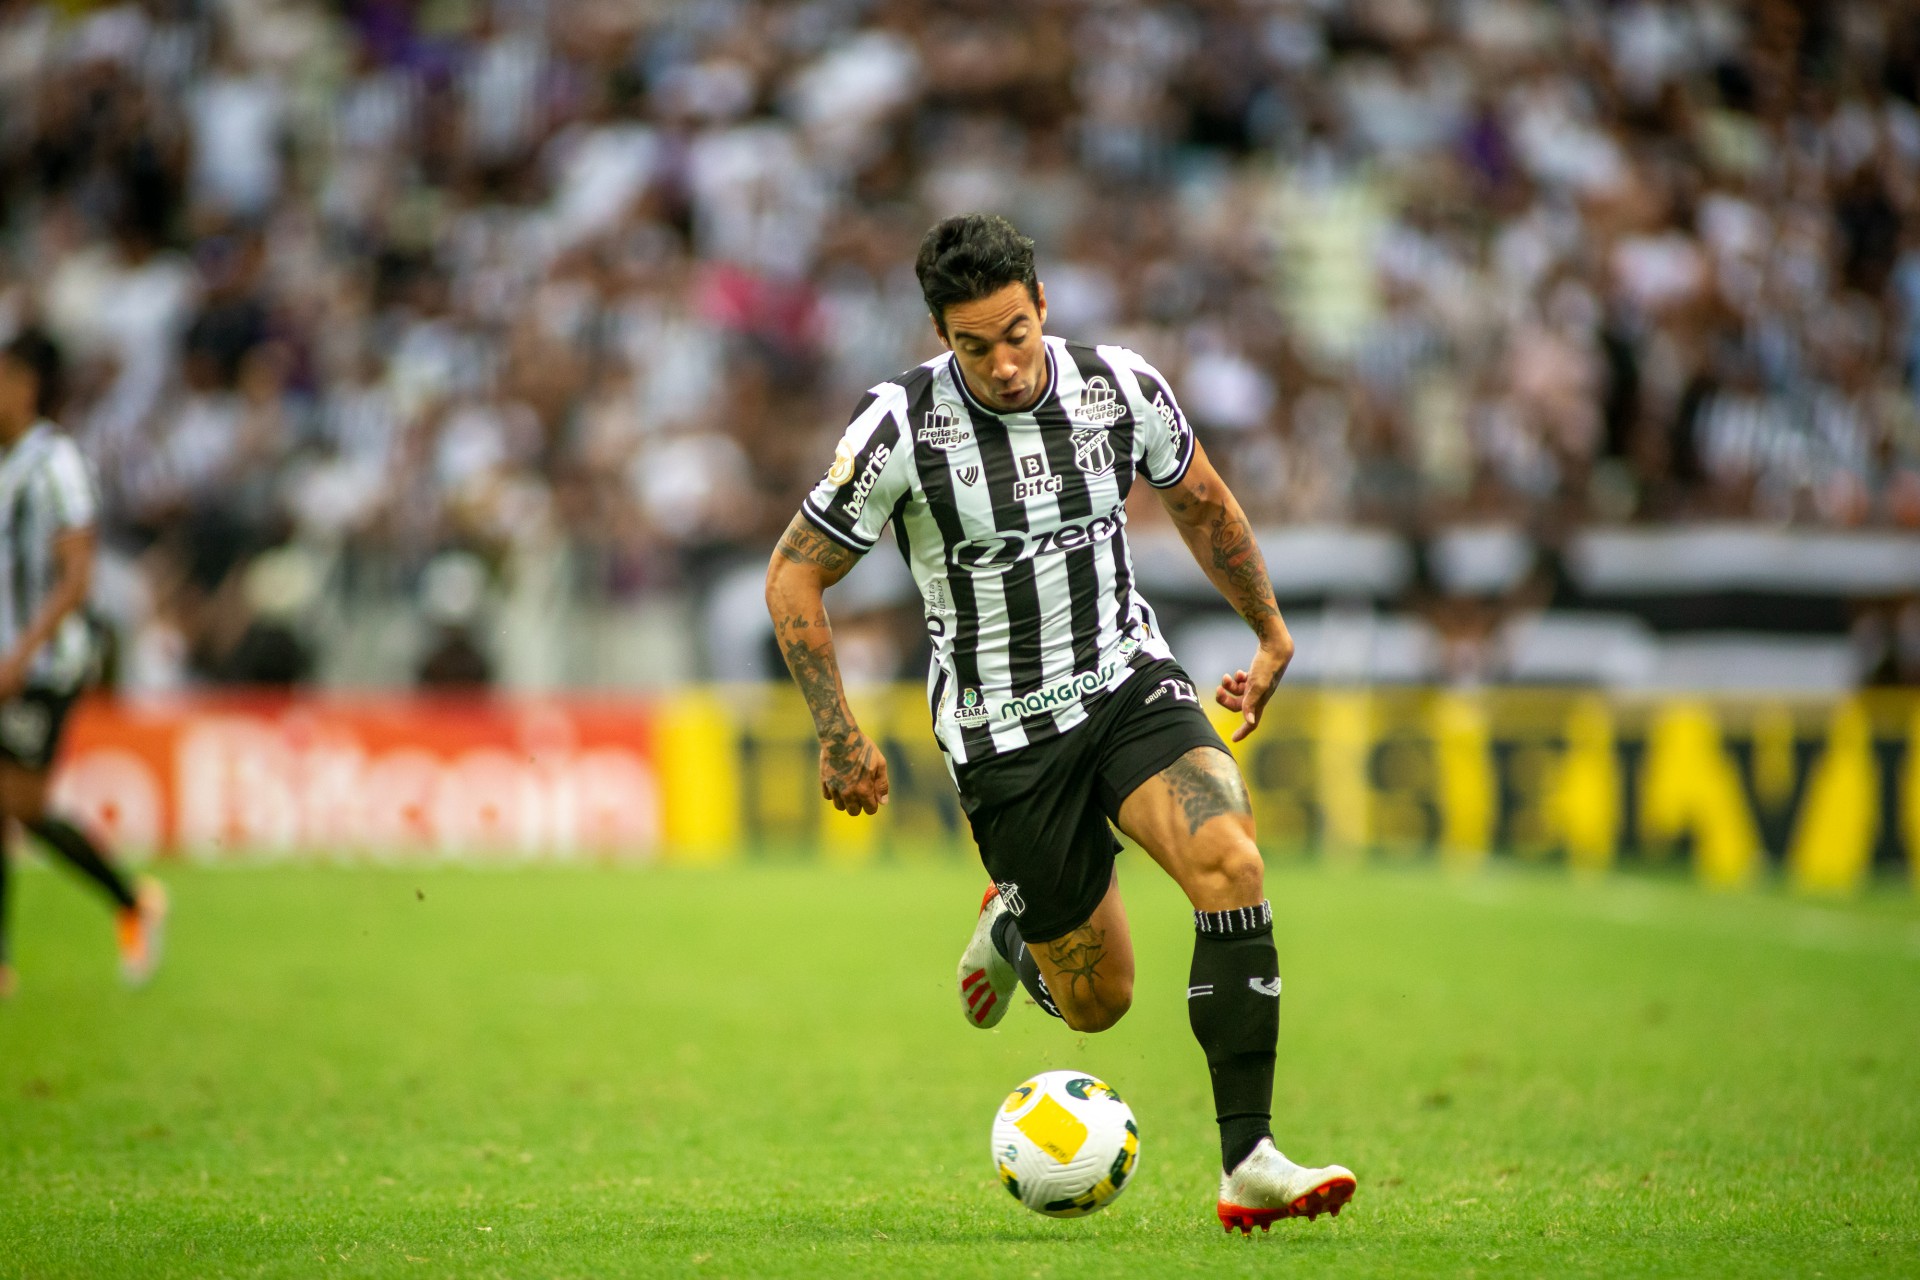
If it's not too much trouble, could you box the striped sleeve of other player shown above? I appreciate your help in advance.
[42,435,100,530]
[800,383,912,552]
[1107,348,1196,488]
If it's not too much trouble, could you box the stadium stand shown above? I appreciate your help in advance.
[0,0,1916,691]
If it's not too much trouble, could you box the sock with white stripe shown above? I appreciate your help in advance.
[1187,900,1278,1173]
[989,910,1062,1019]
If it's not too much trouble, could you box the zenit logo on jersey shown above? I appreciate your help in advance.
[799,336,1196,766]
[920,404,972,450]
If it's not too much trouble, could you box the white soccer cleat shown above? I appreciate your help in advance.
[1216,1137,1356,1233]
[957,885,1018,1029]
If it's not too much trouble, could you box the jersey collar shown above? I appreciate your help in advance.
[950,338,1058,419]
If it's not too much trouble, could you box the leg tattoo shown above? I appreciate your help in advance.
[1041,923,1108,1003]
[1161,747,1252,836]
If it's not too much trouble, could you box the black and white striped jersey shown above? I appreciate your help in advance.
[0,422,99,692]
[801,336,1197,766]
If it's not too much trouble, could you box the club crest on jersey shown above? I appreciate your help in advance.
[920,404,972,451]
[1013,452,1062,500]
[1071,428,1115,478]
[954,687,990,726]
[1074,376,1126,425]
[995,882,1027,916]
[957,464,980,486]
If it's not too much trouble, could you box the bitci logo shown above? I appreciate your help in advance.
[1013,453,1062,500]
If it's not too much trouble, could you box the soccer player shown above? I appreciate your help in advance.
[764,214,1355,1231]
[0,330,166,997]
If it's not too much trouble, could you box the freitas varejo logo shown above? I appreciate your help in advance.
[1073,376,1126,425]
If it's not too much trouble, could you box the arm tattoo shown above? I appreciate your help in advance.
[1207,508,1281,632]
[1162,747,1252,835]
[775,519,857,575]
[770,512,873,785]
[776,615,854,746]
[1041,924,1109,1002]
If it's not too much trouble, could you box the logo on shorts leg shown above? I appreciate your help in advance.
[995,882,1026,916]
[1143,677,1196,706]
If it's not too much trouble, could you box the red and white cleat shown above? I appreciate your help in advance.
[956,885,1016,1029]
[1216,1138,1356,1233]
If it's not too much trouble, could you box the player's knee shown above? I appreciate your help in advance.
[1190,830,1264,908]
[1060,981,1132,1033]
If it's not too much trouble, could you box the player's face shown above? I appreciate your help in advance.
[939,282,1049,413]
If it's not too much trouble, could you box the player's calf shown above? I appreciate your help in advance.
[1032,917,1132,1032]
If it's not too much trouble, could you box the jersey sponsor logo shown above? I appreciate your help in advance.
[953,686,990,725]
[842,442,891,520]
[1074,376,1126,425]
[1071,427,1115,478]
[922,575,955,616]
[996,633,1140,721]
[920,404,972,450]
[957,464,980,486]
[826,437,857,487]
[1152,390,1188,448]
[1013,452,1062,500]
[948,510,1126,572]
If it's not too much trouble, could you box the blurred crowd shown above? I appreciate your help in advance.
[2,0,1920,687]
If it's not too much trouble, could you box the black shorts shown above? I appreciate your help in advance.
[0,686,78,772]
[954,659,1229,943]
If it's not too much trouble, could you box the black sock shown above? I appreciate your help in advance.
[29,818,136,910]
[989,910,1062,1019]
[1188,900,1279,1172]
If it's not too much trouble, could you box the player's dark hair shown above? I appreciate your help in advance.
[915,213,1039,334]
[3,327,64,418]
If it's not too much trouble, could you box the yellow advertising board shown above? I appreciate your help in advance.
[671,685,1920,896]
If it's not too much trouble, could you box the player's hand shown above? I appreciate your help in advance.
[1215,634,1293,743]
[820,728,890,816]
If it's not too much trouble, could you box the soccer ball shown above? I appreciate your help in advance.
[990,1069,1140,1218]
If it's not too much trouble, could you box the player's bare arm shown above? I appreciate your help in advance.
[1157,444,1294,742]
[765,513,890,816]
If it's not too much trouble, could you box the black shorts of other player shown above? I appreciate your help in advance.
[0,686,77,772]
[955,658,1229,943]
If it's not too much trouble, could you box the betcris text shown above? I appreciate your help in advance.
[949,510,1126,572]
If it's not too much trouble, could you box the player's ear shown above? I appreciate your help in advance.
[931,312,952,351]
[1034,281,1047,328]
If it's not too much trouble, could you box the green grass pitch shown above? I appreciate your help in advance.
[2,855,1918,1278]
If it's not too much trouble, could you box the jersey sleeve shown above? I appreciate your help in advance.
[1113,350,1196,488]
[42,437,99,531]
[799,384,912,552]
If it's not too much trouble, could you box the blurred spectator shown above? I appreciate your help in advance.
[0,0,1915,689]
